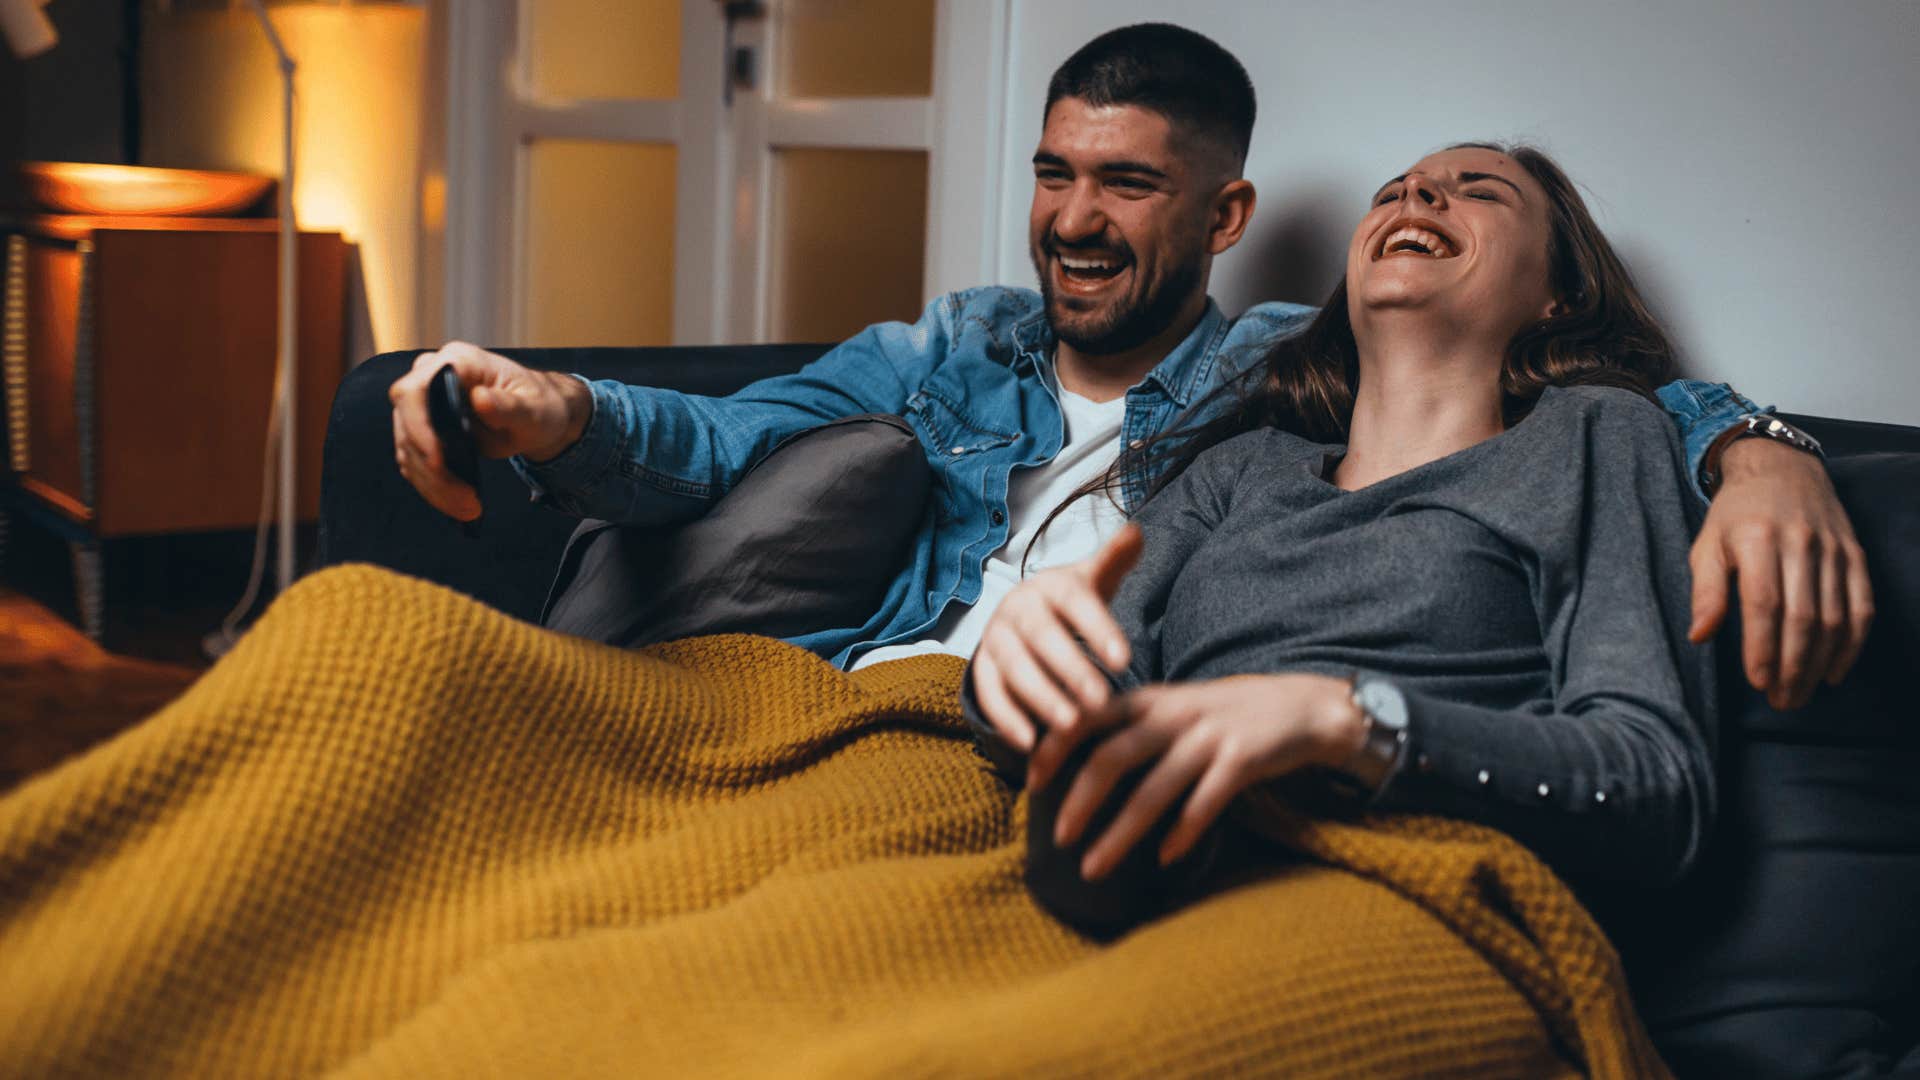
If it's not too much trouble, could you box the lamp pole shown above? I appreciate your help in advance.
[246,0,297,594]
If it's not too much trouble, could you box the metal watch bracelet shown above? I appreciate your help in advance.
[1700,413,1825,496]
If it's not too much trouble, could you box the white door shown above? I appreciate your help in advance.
[429,0,1010,350]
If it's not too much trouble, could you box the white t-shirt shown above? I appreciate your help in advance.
[852,375,1128,670]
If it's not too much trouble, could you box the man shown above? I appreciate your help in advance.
[391,23,1869,712]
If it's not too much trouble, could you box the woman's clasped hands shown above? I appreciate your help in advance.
[970,525,1368,882]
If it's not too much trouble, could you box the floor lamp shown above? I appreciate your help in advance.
[246,0,299,599]
[204,0,300,657]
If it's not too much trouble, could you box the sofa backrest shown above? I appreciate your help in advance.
[1620,416,1920,1079]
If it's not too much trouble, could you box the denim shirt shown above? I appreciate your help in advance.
[514,286,1759,668]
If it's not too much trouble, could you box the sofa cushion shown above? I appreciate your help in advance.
[1625,447,1920,1078]
[539,413,930,648]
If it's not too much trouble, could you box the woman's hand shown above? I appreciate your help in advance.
[1031,673,1367,882]
[969,525,1145,753]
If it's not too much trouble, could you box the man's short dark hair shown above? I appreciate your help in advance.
[1044,23,1256,176]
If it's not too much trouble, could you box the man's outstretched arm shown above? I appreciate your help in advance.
[391,294,971,528]
[1657,379,1873,711]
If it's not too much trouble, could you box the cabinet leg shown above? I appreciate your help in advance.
[70,538,104,642]
[0,508,9,569]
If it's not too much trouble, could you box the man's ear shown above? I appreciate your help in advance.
[1208,179,1257,256]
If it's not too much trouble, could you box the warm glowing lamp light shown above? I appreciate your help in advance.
[17,162,275,217]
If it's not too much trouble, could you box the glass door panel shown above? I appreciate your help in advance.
[523,139,677,346]
[525,0,681,100]
[770,147,927,343]
[777,0,935,98]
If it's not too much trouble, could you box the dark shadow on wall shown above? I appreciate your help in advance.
[343,242,377,369]
[1216,179,1349,315]
[1614,238,1706,381]
[0,0,137,171]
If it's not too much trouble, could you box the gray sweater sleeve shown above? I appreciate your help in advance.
[1373,394,1717,887]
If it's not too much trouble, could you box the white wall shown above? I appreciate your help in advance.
[144,6,427,366]
[990,1,1920,425]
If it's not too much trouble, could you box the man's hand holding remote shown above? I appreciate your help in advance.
[389,341,592,522]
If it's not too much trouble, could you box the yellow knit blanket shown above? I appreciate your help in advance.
[0,566,1668,1078]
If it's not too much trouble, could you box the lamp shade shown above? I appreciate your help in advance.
[0,0,57,60]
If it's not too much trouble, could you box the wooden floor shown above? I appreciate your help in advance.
[0,519,312,791]
[0,589,201,792]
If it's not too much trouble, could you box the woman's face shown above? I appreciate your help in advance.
[1345,147,1559,339]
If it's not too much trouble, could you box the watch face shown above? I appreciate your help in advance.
[1355,678,1410,732]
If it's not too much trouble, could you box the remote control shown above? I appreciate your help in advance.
[426,363,483,533]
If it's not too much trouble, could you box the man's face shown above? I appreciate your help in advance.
[1028,98,1217,356]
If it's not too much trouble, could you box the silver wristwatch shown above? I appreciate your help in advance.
[1700,413,1824,496]
[1341,674,1411,794]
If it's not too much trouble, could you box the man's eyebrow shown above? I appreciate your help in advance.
[1099,159,1169,180]
[1030,151,1168,180]
[1373,174,1407,201]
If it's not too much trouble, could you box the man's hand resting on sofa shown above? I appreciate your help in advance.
[389,342,592,522]
[1689,438,1874,712]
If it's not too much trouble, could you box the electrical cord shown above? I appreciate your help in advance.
[202,362,285,660]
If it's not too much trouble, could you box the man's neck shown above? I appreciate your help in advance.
[1053,294,1208,403]
[1335,315,1507,491]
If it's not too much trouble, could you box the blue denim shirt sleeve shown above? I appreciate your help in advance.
[509,294,961,526]
[1655,378,1768,502]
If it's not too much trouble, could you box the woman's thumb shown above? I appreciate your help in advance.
[1087,524,1145,600]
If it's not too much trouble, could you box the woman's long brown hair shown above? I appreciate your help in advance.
[1023,141,1679,570]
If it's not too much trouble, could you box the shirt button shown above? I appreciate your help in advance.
[1128,438,1145,450]
[1415,753,1433,774]
[949,446,966,455]
[1476,769,1492,786]
[1593,790,1608,806]
[1536,782,1552,799]
[991,510,1005,526]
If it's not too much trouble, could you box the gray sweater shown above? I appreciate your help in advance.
[1101,384,1717,887]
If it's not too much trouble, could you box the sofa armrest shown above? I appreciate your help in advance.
[317,344,829,622]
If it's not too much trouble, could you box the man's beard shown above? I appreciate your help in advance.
[1033,236,1203,356]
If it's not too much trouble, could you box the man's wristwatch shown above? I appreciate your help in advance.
[1340,674,1411,795]
[1700,413,1825,496]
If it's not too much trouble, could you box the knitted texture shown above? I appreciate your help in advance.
[0,565,1665,1078]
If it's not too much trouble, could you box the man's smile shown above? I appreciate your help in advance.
[1048,241,1133,297]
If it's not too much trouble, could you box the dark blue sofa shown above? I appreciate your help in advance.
[321,346,1920,1079]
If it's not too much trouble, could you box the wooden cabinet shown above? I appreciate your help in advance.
[1,215,347,636]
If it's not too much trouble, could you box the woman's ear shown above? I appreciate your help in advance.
[1542,296,1569,320]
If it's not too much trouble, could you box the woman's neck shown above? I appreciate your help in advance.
[1334,319,1507,492]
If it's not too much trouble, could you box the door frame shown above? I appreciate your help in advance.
[425,0,1013,348]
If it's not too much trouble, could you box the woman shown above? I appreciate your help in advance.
[966,142,1717,934]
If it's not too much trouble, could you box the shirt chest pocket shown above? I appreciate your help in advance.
[906,387,1017,461]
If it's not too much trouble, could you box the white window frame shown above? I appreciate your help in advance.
[426,0,1012,349]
